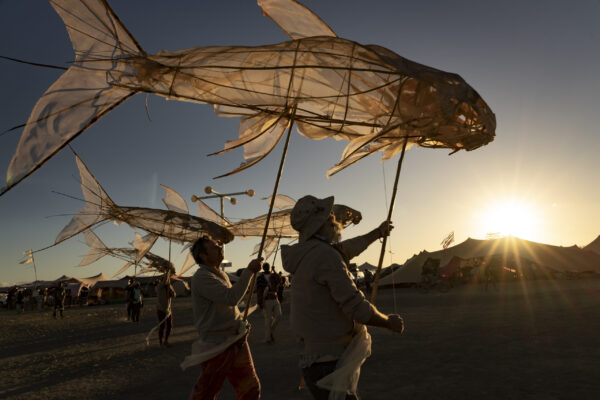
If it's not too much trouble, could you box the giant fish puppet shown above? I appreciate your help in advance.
[2,0,495,195]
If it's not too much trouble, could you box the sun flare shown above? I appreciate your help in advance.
[479,200,539,241]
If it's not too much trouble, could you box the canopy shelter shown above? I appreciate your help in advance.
[76,273,108,287]
[379,236,600,285]
[65,282,86,297]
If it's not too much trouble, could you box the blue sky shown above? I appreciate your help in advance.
[1,0,599,285]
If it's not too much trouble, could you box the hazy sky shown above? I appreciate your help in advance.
[1,0,599,285]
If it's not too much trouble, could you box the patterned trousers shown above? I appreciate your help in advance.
[189,337,260,400]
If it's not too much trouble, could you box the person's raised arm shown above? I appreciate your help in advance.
[195,258,262,306]
[336,221,394,260]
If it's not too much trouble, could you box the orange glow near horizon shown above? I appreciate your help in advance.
[478,200,540,241]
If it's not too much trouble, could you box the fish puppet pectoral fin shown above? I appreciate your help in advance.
[112,262,134,279]
[327,142,388,178]
[179,252,196,276]
[79,229,109,266]
[258,0,337,39]
[213,112,290,178]
[55,153,116,246]
[132,233,159,264]
[3,0,145,196]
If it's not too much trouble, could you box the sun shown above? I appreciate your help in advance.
[479,200,539,240]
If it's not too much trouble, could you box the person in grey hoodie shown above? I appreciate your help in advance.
[281,195,405,400]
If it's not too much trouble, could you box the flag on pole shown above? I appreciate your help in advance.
[19,249,34,264]
[441,231,455,249]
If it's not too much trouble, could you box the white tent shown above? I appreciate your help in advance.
[379,251,432,285]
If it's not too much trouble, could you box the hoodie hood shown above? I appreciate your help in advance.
[281,240,322,274]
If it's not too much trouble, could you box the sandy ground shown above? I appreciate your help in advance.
[1,279,599,400]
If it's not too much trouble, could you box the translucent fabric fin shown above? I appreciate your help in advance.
[382,139,416,161]
[215,116,288,178]
[341,131,384,161]
[55,154,114,245]
[136,267,154,275]
[296,122,336,140]
[180,243,193,253]
[229,209,296,238]
[262,194,296,210]
[327,143,388,178]
[132,232,158,264]
[179,252,196,276]
[79,229,108,266]
[197,200,228,226]
[252,236,278,260]
[161,184,189,214]
[258,0,337,39]
[210,113,284,156]
[112,262,133,278]
[3,0,143,195]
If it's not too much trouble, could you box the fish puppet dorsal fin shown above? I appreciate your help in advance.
[161,185,190,215]
[258,0,337,39]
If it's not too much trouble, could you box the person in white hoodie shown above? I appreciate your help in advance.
[188,236,262,400]
[281,195,405,400]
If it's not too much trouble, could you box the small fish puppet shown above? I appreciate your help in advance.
[80,230,173,278]
[3,0,495,195]
[56,154,234,248]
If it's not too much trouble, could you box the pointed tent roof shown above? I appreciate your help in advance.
[357,262,377,272]
[54,275,80,284]
[379,250,431,285]
[583,235,600,255]
[78,273,108,286]
[48,273,108,287]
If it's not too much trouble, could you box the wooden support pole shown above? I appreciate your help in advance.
[370,135,409,304]
[243,108,296,321]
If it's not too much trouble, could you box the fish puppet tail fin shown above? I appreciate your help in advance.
[55,153,116,246]
[2,0,144,196]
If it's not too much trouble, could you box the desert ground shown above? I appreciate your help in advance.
[1,278,599,400]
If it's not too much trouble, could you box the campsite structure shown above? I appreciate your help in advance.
[378,236,600,286]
